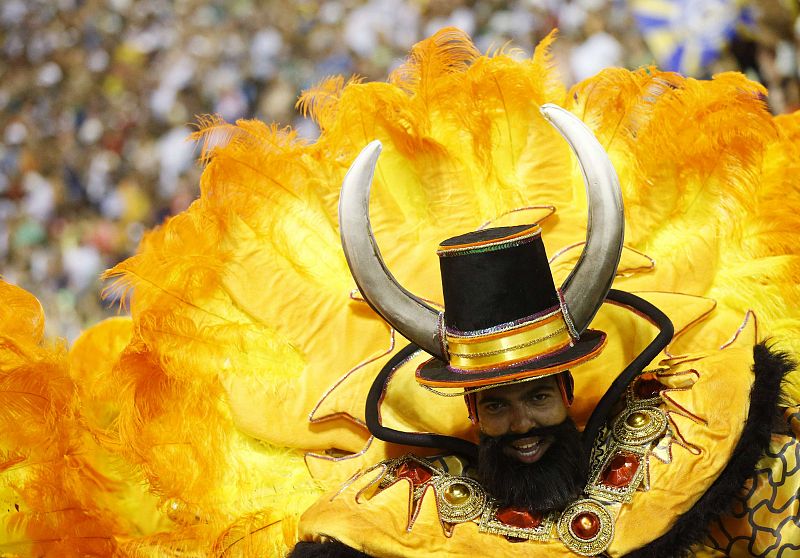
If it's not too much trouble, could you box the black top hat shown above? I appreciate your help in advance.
[416,224,606,388]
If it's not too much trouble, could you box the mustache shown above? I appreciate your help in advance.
[488,423,569,445]
[477,418,588,514]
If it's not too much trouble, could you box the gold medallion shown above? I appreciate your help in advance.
[557,499,614,556]
[612,407,668,445]
[432,476,487,523]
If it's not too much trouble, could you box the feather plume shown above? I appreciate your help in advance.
[570,68,800,355]
[0,282,129,557]
[297,75,363,132]
[97,31,800,553]
[5,27,800,557]
[388,27,480,94]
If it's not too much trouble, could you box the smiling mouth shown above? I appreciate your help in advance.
[504,437,551,464]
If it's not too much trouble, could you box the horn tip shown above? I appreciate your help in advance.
[365,140,383,157]
[539,103,564,120]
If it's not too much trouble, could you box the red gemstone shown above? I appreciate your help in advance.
[600,452,640,488]
[495,506,542,529]
[635,378,666,399]
[396,462,433,486]
[571,512,600,540]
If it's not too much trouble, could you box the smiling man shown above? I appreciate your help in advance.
[474,375,589,515]
[476,378,568,460]
[292,221,611,558]
[291,107,621,557]
[290,101,797,558]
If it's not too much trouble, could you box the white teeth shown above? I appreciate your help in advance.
[513,441,540,452]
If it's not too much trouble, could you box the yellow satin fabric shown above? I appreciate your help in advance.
[298,342,760,557]
[299,469,577,558]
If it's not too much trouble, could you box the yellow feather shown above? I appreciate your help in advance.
[5,28,800,557]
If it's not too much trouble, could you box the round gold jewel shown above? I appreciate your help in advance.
[444,482,471,505]
[625,411,649,429]
[574,513,597,535]
[433,476,487,523]
[612,407,668,446]
[557,499,614,556]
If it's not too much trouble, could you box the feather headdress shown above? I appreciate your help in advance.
[2,27,799,555]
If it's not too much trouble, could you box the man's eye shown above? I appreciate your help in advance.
[482,402,503,413]
[529,393,549,402]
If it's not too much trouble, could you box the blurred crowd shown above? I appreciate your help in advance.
[1,0,798,339]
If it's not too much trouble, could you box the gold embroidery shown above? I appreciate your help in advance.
[356,367,701,555]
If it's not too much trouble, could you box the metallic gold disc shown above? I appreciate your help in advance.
[557,499,614,556]
[444,482,471,505]
[433,476,487,523]
[612,407,668,446]
[626,411,649,428]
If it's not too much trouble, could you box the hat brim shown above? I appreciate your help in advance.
[415,329,606,388]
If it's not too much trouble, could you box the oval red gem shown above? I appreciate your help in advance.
[396,462,433,486]
[634,378,666,399]
[571,511,600,539]
[600,452,640,488]
[495,506,542,529]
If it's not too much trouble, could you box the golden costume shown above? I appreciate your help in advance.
[1,28,799,557]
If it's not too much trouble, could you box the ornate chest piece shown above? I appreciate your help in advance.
[362,370,681,556]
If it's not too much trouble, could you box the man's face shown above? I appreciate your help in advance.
[474,375,568,463]
[474,375,587,513]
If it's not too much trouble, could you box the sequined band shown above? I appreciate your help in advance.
[558,288,579,340]
[446,311,573,370]
[437,310,449,357]
[445,304,562,338]
[437,226,542,257]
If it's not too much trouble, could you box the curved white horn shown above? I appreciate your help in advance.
[540,103,624,334]
[338,141,444,359]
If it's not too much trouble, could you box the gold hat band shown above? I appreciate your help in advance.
[446,311,573,370]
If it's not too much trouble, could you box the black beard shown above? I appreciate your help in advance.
[477,419,588,514]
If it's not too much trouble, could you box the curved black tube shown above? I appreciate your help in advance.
[581,289,674,453]
[365,343,479,459]
[364,289,674,461]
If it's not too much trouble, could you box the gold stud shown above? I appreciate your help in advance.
[626,411,649,429]
[444,482,471,505]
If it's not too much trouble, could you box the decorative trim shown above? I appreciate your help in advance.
[446,321,572,370]
[445,304,562,338]
[378,455,441,501]
[478,504,554,541]
[444,342,575,374]
[625,370,670,409]
[586,445,650,504]
[557,499,615,556]
[432,476,487,523]
[418,339,606,391]
[437,310,449,359]
[436,226,542,257]
[611,408,668,446]
[558,288,580,340]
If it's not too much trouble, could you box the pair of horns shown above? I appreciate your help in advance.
[338,104,624,361]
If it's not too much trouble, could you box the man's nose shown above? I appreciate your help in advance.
[509,405,536,433]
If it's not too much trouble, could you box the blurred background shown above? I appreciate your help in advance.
[1,0,798,339]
